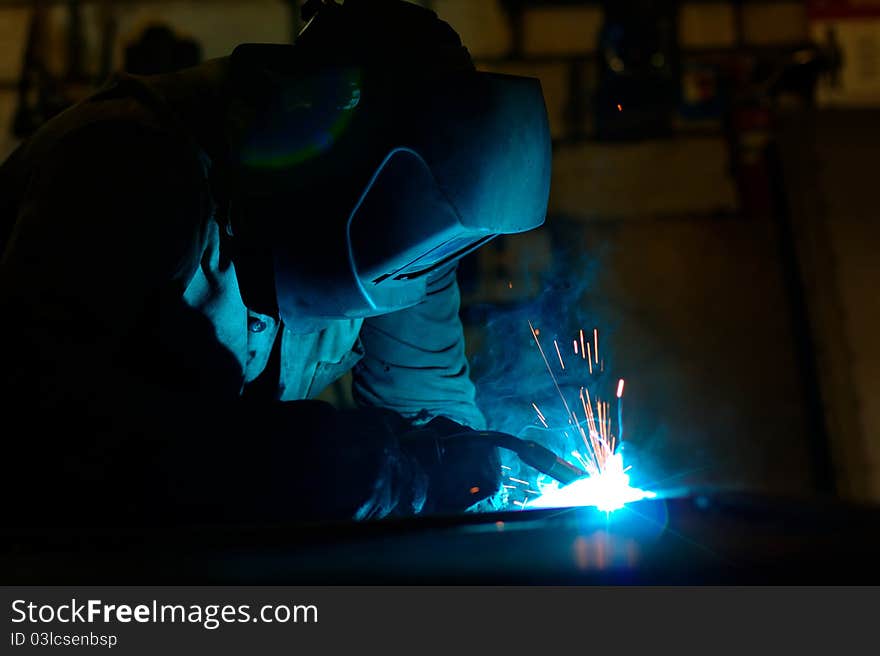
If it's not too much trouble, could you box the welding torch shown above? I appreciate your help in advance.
[472,431,587,485]
[402,428,587,486]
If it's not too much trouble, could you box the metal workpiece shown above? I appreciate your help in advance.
[3,492,880,585]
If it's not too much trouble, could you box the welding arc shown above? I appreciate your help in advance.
[438,431,588,486]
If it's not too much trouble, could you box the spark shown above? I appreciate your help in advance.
[579,389,590,427]
[514,324,654,513]
[617,103,622,112]
[528,321,577,422]
[554,339,565,370]
[578,387,604,472]
[531,402,549,428]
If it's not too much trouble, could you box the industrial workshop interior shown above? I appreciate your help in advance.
[1,0,879,586]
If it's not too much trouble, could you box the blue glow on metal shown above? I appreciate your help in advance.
[526,453,656,512]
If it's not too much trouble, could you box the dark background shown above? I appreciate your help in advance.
[1,0,878,509]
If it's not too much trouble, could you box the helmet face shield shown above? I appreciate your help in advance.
[347,148,491,312]
[230,58,552,326]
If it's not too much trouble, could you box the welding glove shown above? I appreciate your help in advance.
[400,415,503,515]
[272,401,429,521]
[107,398,431,527]
[281,407,502,519]
[170,402,491,523]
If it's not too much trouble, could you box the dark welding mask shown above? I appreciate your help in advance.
[224,0,551,328]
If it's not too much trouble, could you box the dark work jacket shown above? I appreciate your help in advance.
[0,71,485,526]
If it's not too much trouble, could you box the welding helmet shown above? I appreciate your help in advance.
[225,0,551,328]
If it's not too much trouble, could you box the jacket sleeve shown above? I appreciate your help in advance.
[351,264,487,430]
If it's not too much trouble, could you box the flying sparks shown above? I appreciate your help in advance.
[508,324,655,512]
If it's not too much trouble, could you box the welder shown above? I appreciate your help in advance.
[0,0,551,526]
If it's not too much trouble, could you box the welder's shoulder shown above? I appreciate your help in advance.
[5,99,213,284]
[2,95,184,230]
[10,76,205,204]
[18,101,211,249]
[31,106,207,201]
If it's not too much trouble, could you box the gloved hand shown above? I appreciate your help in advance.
[400,415,503,515]
[201,402,496,523]
[294,409,504,520]
[275,401,429,521]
